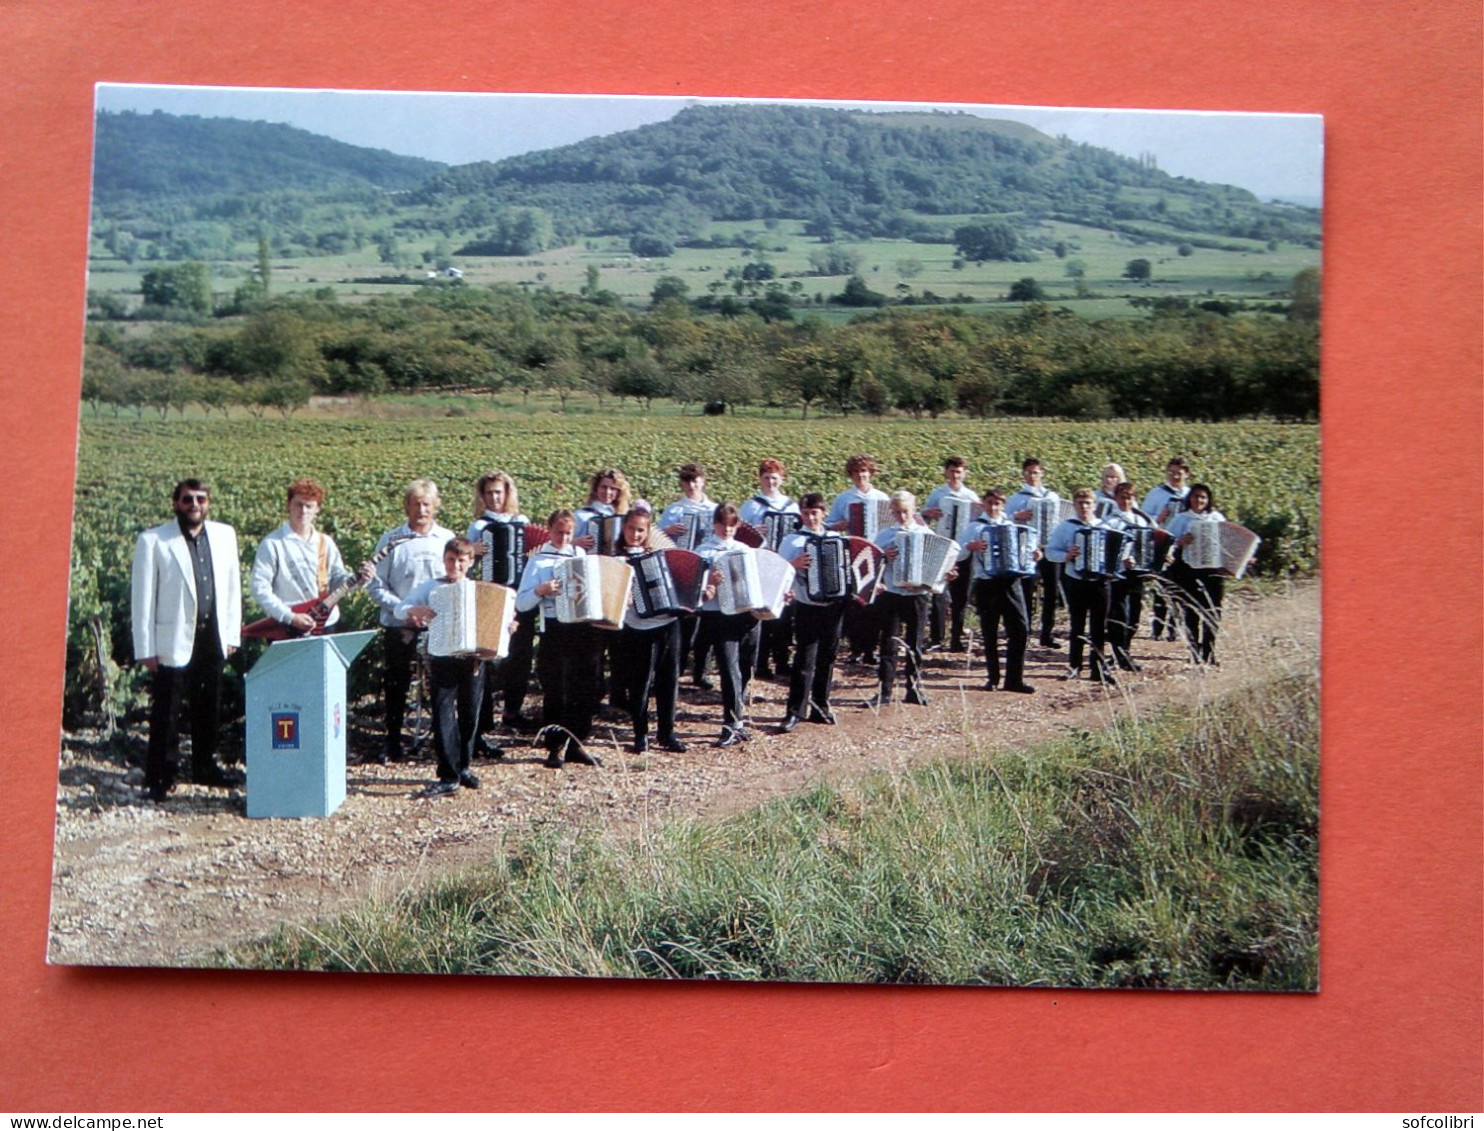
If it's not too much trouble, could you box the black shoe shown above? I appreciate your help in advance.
[192,763,238,789]
[777,714,801,734]
[421,780,461,798]
[904,688,929,706]
[1039,635,1059,649]
[544,753,564,769]
[1003,682,1036,694]
[863,691,893,709]
[755,664,775,681]
[807,708,836,725]
[658,736,688,754]
[982,680,999,691]
[145,781,172,803]
[692,676,715,692]
[565,746,600,767]
[368,748,390,766]
[948,640,966,653]
[458,771,481,790]
[477,738,507,761]
[715,728,744,749]
[630,736,649,754]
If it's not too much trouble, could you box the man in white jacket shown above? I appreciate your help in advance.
[131,479,242,801]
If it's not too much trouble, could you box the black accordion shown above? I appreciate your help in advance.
[973,523,1036,579]
[577,507,627,556]
[629,548,706,620]
[674,510,711,552]
[1119,525,1163,575]
[801,533,852,602]
[758,508,799,552]
[1073,525,1126,580]
[477,520,527,587]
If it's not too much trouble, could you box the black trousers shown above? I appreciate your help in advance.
[615,619,682,742]
[146,624,224,792]
[705,611,760,731]
[383,626,421,753]
[973,577,1029,688]
[1063,574,1112,679]
[429,656,483,782]
[875,591,928,698]
[1108,574,1145,666]
[1022,558,1061,642]
[787,601,846,718]
[475,606,538,733]
[930,564,973,650]
[536,620,602,751]
[1171,563,1224,662]
[756,607,793,675]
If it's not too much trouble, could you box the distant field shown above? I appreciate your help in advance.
[86,214,1319,313]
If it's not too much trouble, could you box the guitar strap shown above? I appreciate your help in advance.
[316,533,329,593]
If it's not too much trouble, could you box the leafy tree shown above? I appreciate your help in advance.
[953,220,1018,262]
[140,262,212,315]
[1288,267,1320,324]
[1177,242,1194,257]
[1124,258,1152,281]
[807,245,864,276]
[837,275,889,308]
[629,233,675,257]
[650,276,690,306]
[1008,277,1047,302]
[1063,258,1086,279]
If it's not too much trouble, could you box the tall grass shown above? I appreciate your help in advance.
[230,671,1318,989]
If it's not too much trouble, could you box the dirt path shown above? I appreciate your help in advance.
[48,583,1318,968]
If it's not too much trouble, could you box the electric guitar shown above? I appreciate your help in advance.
[242,534,413,641]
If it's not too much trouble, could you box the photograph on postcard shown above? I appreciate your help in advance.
[53,85,1321,987]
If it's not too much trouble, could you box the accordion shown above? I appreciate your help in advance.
[848,536,885,606]
[934,496,983,547]
[629,548,706,619]
[427,580,516,660]
[714,548,793,620]
[477,519,526,586]
[1025,495,1074,548]
[1094,497,1119,522]
[890,528,959,594]
[972,523,1036,579]
[554,555,634,630]
[1156,493,1189,527]
[758,508,799,552]
[1073,525,1126,580]
[673,510,711,552]
[846,498,895,540]
[801,533,853,602]
[1118,525,1165,575]
[1183,518,1261,579]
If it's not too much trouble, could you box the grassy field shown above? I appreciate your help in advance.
[86,213,1319,312]
[226,667,1319,988]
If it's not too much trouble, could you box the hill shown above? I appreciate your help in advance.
[92,109,446,204]
[412,104,1319,247]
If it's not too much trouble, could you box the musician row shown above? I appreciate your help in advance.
[130,455,1253,801]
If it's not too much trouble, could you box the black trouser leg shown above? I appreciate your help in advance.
[1037,558,1060,641]
[501,609,537,723]
[975,578,1028,687]
[184,628,224,773]
[147,664,187,793]
[787,602,842,717]
[383,627,419,752]
[430,657,481,781]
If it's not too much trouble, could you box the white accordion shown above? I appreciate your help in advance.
[1025,495,1074,548]
[714,548,793,620]
[934,496,983,549]
[890,528,959,594]
[846,498,895,540]
[427,580,517,660]
[1183,517,1261,579]
[972,523,1036,579]
[554,555,634,630]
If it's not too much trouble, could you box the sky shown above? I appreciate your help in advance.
[95,85,1324,205]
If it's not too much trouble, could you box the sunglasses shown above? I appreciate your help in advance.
[177,493,210,504]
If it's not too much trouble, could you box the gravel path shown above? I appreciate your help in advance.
[48,583,1318,968]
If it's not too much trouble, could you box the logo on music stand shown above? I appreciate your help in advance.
[271,711,300,749]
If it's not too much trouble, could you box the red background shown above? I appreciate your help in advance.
[2,1,1479,1112]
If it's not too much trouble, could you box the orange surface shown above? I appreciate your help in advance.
[1,0,1479,1112]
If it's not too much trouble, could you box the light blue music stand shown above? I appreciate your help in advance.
[244,630,376,818]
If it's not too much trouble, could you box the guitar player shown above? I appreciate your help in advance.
[249,478,373,635]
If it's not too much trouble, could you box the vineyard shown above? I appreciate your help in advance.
[66,413,1319,725]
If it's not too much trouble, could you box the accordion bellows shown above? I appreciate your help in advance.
[890,528,959,594]
[1184,518,1261,578]
[427,581,517,659]
[555,555,634,630]
[715,548,793,619]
